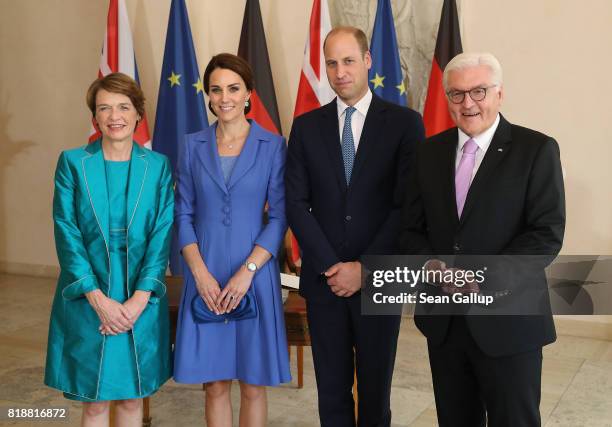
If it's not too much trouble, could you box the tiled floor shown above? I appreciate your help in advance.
[1,273,611,426]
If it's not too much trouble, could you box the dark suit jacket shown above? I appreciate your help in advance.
[400,114,565,357]
[286,95,425,303]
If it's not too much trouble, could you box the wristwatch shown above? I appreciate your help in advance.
[245,261,258,272]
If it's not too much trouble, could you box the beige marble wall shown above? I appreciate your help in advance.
[1,0,611,276]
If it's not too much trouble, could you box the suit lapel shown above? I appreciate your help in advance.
[460,115,512,223]
[349,95,385,188]
[126,143,148,230]
[320,100,347,191]
[228,120,265,190]
[194,125,229,195]
[437,132,461,226]
[81,140,110,247]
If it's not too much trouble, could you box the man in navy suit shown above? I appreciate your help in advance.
[400,52,565,427]
[285,26,424,427]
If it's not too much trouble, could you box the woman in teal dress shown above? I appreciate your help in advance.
[44,73,173,426]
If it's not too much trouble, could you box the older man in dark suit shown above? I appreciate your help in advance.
[400,52,565,427]
[285,26,424,427]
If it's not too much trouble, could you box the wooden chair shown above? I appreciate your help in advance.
[136,275,183,427]
[283,290,309,388]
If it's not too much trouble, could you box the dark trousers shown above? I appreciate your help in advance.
[306,296,401,427]
[428,316,543,427]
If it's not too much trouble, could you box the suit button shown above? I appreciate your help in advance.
[223,218,231,226]
[222,206,230,213]
[345,215,352,221]
[453,243,460,252]
[224,195,230,202]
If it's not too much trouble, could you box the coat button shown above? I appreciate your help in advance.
[224,195,230,202]
[223,218,231,226]
[453,243,460,252]
[222,206,230,213]
[345,215,352,221]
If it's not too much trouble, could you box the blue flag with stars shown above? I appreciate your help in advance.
[152,0,208,273]
[368,0,407,106]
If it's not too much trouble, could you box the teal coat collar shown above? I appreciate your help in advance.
[81,140,149,248]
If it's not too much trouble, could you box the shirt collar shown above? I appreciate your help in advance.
[337,89,373,118]
[458,113,501,153]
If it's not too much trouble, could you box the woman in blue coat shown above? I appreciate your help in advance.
[45,73,173,426]
[174,53,290,426]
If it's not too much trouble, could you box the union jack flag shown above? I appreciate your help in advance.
[89,0,151,147]
[287,0,335,266]
[293,0,334,119]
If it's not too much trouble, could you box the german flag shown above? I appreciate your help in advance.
[238,0,282,135]
[423,0,463,137]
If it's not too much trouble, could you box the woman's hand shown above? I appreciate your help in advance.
[195,271,223,315]
[86,289,133,335]
[122,290,150,323]
[217,266,254,313]
[99,291,150,335]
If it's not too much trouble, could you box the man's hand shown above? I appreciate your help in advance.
[440,268,481,295]
[325,261,362,297]
[423,259,447,285]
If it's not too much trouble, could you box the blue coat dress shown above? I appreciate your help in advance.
[173,120,291,386]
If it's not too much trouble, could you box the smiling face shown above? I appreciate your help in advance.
[207,68,251,124]
[446,65,503,137]
[94,89,140,144]
[324,31,372,106]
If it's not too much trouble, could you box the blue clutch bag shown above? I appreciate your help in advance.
[191,288,258,323]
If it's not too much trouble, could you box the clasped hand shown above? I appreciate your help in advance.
[196,267,254,315]
[86,289,150,335]
[325,261,362,297]
[425,259,480,294]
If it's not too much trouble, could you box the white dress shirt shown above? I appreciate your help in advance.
[336,89,373,152]
[455,113,501,182]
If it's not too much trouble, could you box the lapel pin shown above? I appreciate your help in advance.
[497,148,503,152]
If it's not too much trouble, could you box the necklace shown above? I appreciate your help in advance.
[216,131,235,149]
[216,125,250,150]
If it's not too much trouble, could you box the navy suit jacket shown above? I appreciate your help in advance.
[286,95,424,302]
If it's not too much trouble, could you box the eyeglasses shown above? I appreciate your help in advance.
[446,85,497,104]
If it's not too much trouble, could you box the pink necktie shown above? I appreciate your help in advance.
[455,138,479,216]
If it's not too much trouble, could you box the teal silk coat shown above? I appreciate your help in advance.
[44,141,173,400]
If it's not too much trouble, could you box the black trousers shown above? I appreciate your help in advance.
[306,295,401,427]
[428,316,543,427]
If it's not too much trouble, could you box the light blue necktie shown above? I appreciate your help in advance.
[342,106,356,184]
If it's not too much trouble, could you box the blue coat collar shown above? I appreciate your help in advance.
[192,120,270,194]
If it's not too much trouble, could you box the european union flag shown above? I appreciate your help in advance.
[152,0,208,273]
[368,0,407,106]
